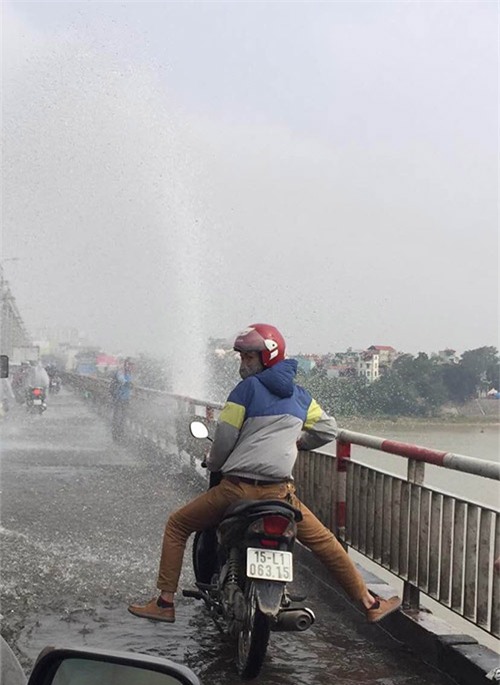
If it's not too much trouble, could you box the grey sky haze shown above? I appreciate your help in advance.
[2,1,498,379]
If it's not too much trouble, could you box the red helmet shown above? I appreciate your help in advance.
[233,324,286,368]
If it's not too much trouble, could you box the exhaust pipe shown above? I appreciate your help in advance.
[272,608,315,632]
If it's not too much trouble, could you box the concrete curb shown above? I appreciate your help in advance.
[295,543,499,685]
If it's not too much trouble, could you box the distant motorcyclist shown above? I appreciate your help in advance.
[24,361,50,410]
[45,363,57,379]
[46,364,62,393]
[128,323,402,625]
[25,361,50,393]
[109,357,133,442]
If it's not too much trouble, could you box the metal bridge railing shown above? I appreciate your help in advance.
[296,430,499,640]
[64,373,499,640]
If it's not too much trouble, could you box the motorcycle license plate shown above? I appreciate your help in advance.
[33,399,42,405]
[246,548,293,582]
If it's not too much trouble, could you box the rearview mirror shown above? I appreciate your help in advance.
[189,420,209,440]
[0,355,9,378]
[27,647,201,685]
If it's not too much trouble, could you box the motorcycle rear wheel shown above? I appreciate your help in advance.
[237,581,270,680]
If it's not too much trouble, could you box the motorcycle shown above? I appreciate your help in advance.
[183,421,315,680]
[49,376,61,394]
[26,387,47,414]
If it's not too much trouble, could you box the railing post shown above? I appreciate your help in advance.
[336,439,351,544]
[403,583,421,611]
[403,458,425,610]
[408,459,425,485]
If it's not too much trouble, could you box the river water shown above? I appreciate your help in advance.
[332,419,499,509]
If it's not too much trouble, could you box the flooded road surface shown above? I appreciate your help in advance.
[1,389,457,684]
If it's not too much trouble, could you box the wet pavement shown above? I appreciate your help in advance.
[0,389,458,684]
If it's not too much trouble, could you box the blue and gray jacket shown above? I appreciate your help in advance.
[206,359,337,481]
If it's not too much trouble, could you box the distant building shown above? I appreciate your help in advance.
[437,349,460,364]
[357,351,380,383]
[333,349,364,367]
[367,345,397,366]
[326,364,356,379]
[96,353,119,374]
[72,348,100,375]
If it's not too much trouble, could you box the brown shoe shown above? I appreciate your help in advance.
[128,597,175,623]
[366,595,401,623]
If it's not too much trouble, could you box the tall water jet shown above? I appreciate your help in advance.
[3,17,210,397]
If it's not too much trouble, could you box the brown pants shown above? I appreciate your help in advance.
[157,478,366,602]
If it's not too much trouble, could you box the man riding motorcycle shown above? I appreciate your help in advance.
[24,361,50,408]
[109,357,133,442]
[128,324,401,624]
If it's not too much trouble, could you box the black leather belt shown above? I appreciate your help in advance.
[225,475,288,487]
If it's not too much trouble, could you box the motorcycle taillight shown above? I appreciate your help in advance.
[260,538,279,549]
[33,388,42,396]
[263,515,290,536]
[247,515,295,546]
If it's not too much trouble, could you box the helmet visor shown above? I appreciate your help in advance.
[233,327,266,353]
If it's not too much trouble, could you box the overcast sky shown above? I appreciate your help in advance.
[2,2,498,376]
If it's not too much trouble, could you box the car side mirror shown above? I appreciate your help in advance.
[27,646,201,685]
[0,355,9,378]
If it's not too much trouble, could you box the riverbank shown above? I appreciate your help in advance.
[336,399,499,428]
[338,414,499,431]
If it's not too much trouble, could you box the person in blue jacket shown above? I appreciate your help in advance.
[110,357,133,442]
[129,324,401,624]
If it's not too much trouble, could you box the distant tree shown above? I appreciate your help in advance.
[297,367,335,412]
[366,373,421,416]
[392,352,433,383]
[460,346,499,389]
[441,364,477,403]
[374,352,447,416]
[441,346,499,402]
[298,369,370,417]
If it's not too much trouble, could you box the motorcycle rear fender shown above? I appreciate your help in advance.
[254,579,285,617]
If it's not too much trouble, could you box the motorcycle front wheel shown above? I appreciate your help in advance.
[237,581,270,680]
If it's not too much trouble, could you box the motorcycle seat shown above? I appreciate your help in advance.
[222,499,302,522]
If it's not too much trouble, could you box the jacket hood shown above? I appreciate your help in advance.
[256,359,297,398]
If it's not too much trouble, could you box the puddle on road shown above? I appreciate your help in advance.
[16,601,362,685]
[16,589,453,685]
